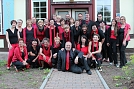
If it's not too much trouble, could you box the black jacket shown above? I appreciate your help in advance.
[57,49,83,71]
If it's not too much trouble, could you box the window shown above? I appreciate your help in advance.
[32,0,48,21]
[96,0,113,23]
[0,0,2,34]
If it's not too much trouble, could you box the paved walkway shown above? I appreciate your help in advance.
[44,69,105,89]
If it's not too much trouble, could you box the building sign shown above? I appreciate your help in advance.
[53,0,90,2]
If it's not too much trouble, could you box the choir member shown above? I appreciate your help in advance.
[38,38,52,69]
[44,18,49,28]
[118,16,131,68]
[107,19,119,67]
[32,17,37,28]
[45,19,58,46]
[27,39,40,68]
[65,14,70,25]
[57,42,92,75]
[61,24,75,49]
[12,38,29,72]
[55,15,61,27]
[95,13,106,28]
[36,20,46,42]
[88,34,102,71]
[17,19,23,38]
[6,20,20,69]
[70,18,74,29]
[78,13,85,27]
[23,19,36,51]
[51,36,61,67]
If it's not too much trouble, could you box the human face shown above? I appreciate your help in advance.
[97,14,102,21]
[32,41,37,46]
[78,14,83,20]
[70,19,74,24]
[65,42,72,51]
[12,22,17,28]
[32,18,36,24]
[56,17,61,22]
[93,35,99,42]
[100,22,105,27]
[92,25,97,31]
[120,17,125,24]
[85,14,89,20]
[17,21,23,27]
[116,16,120,22]
[55,38,60,44]
[44,19,49,25]
[81,37,86,43]
[44,40,49,47]
[82,27,87,32]
[50,20,54,26]
[61,20,65,25]
[111,20,116,26]
[38,21,43,27]
[53,15,57,21]
[19,40,24,47]
[65,28,69,33]
[75,21,79,26]
[27,21,32,26]
[65,14,70,20]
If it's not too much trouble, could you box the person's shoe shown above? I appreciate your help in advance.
[119,65,123,68]
[114,64,119,68]
[14,66,18,72]
[98,67,102,72]
[109,63,113,65]
[39,67,44,70]
[6,67,10,70]
[86,70,92,75]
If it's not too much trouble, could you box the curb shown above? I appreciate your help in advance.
[40,68,53,89]
[96,70,110,89]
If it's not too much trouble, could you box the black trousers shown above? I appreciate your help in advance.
[102,40,108,59]
[12,61,25,69]
[87,53,102,68]
[27,56,39,68]
[119,41,128,66]
[70,57,90,74]
[109,39,118,64]
[51,57,58,67]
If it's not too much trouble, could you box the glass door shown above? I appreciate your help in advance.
[56,9,71,19]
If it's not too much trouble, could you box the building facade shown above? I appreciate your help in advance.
[0,0,134,51]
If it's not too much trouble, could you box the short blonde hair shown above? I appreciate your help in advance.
[120,16,126,21]
[54,36,60,41]
[26,19,32,26]
[64,24,70,29]
[38,20,44,24]
[57,15,61,19]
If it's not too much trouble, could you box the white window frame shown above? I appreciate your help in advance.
[95,0,113,24]
[31,0,48,20]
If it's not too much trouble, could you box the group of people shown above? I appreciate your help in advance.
[6,12,131,75]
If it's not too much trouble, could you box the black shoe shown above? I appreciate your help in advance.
[86,70,92,75]
[39,67,44,70]
[119,65,123,68]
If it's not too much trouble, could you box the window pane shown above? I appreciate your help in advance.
[104,17,111,22]
[34,13,40,18]
[104,12,111,16]
[97,12,103,16]
[104,5,111,11]
[34,8,39,12]
[40,2,46,7]
[40,8,46,12]
[104,0,111,5]
[97,5,103,12]
[33,2,39,7]
[97,0,104,5]
[41,13,46,18]
[58,11,69,19]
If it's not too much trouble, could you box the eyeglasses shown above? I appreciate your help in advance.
[120,19,124,20]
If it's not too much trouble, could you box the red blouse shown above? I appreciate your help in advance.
[110,30,117,39]
[76,44,88,55]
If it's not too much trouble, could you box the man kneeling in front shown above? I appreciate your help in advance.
[57,41,92,75]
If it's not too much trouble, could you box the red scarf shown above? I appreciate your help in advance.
[58,26,64,40]
[91,41,99,52]
[42,45,51,56]
[64,31,70,42]
[53,42,60,48]
[48,26,56,46]
[90,29,98,40]
[86,20,89,24]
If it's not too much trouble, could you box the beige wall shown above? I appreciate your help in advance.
[14,0,26,28]
[120,0,134,34]
[120,0,134,48]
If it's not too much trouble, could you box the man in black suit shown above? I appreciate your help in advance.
[57,42,92,75]
[78,13,85,28]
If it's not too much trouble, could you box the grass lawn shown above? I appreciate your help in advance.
[0,60,50,89]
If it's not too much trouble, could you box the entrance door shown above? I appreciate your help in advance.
[56,9,88,20]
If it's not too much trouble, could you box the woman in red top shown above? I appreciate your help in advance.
[38,38,52,69]
[12,38,28,72]
[36,20,46,43]
[118,16,131,68]
[58,18,65,44]
[107,19,119,67]
[76,35,88,58]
